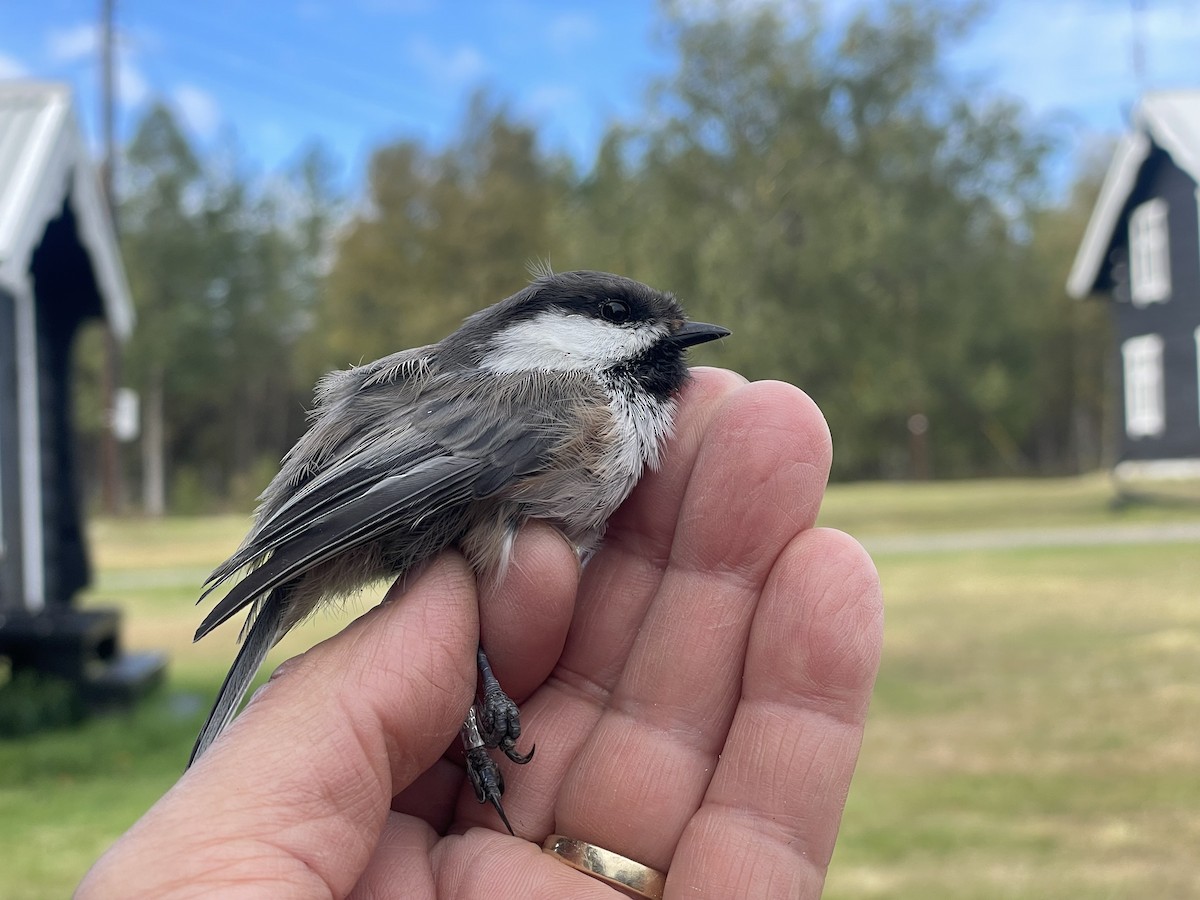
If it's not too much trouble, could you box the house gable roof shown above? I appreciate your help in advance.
[0,81,133,338]
[1066,90,1200,300]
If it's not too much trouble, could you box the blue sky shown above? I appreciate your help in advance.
[2,1,1199,192]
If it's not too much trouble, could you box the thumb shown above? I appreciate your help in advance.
[79,552,479,899]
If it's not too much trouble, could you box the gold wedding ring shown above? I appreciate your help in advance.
[542,834,666,899]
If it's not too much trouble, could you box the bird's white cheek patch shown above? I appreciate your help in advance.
[480,312,663,373]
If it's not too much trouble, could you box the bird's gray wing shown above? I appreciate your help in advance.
[193,453,485,640]
[187,380,565,764]
[200,439,439,596]
[194,375,572,642]
[200,348,439,593]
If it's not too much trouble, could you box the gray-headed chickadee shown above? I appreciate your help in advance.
[189,269,729,832]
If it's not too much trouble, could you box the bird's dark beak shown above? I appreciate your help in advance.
[670,321,731,348]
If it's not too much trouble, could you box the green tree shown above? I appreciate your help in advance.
[119,0,1111,495]
[320,94,572,368]
[1023,156,1113,473]
[120,103,209,514]
[120,107,338,512]
[567,0,1061,478]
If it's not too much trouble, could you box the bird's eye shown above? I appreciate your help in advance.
[599,299,630,324]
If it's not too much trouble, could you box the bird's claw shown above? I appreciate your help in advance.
[480,684,535,764]
[475,646,535,765]
[462,647,534,832]
[502,741,534,765]
[461,706,514,834]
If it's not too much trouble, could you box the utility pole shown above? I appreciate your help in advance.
[98,0,124,514]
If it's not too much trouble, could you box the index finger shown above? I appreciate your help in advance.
[552,380,834,866]
[670,527,882,896]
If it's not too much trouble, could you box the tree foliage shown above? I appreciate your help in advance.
[110,0,1111,512]
[118,104,340,511]
[552,0,1095,478]
[318,94,572,368]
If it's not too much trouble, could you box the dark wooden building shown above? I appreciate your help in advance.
[1068,91,1200,479]
[0,81,163,704]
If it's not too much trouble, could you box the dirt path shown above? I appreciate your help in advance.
[860,520,1200,555]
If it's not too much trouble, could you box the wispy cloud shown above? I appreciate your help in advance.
[118,58,150,107]
[358,0,433,14]
[950,0,1200,132]
[406,36,487,88]
[672,0,790,19]
[1140,1,1200,84]
[45,22,150,109]
[546,12,600,49]
[0,52,28,78]
[524,84,580,117]
[173,83,221,140]
[296,1,329,20]
[47,23,98,63]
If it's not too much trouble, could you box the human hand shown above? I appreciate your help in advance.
[79,368,883,898]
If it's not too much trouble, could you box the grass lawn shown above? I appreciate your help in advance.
[2,476,1198,897]
[827,541,1200,898]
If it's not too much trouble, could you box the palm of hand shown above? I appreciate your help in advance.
[80,369,882,900]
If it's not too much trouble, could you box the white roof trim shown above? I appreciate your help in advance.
[1143,92,1200,187]
[0,82,134,339]
[70,142,135,339]
[1066,132,1150,298]
[1067,91,1200,300]
[0,88,68,267]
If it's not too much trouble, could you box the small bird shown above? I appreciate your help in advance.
[189,269,728,831]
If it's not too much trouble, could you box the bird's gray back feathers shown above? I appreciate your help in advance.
[195,351,661,642]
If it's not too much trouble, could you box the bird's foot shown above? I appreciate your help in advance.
[461,705,514,834]
[480,684,535,764]
[476,646,535,765]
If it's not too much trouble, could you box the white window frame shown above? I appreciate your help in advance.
[1128,198,1170,306]
[1122,333,1165,438]
[0,410,4,561]
[1194,327,1200,429]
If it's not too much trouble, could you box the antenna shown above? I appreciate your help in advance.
[1130,0,1148,91]
[101,0,116,217]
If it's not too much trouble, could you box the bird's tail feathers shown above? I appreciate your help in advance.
[187,590,286,768]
